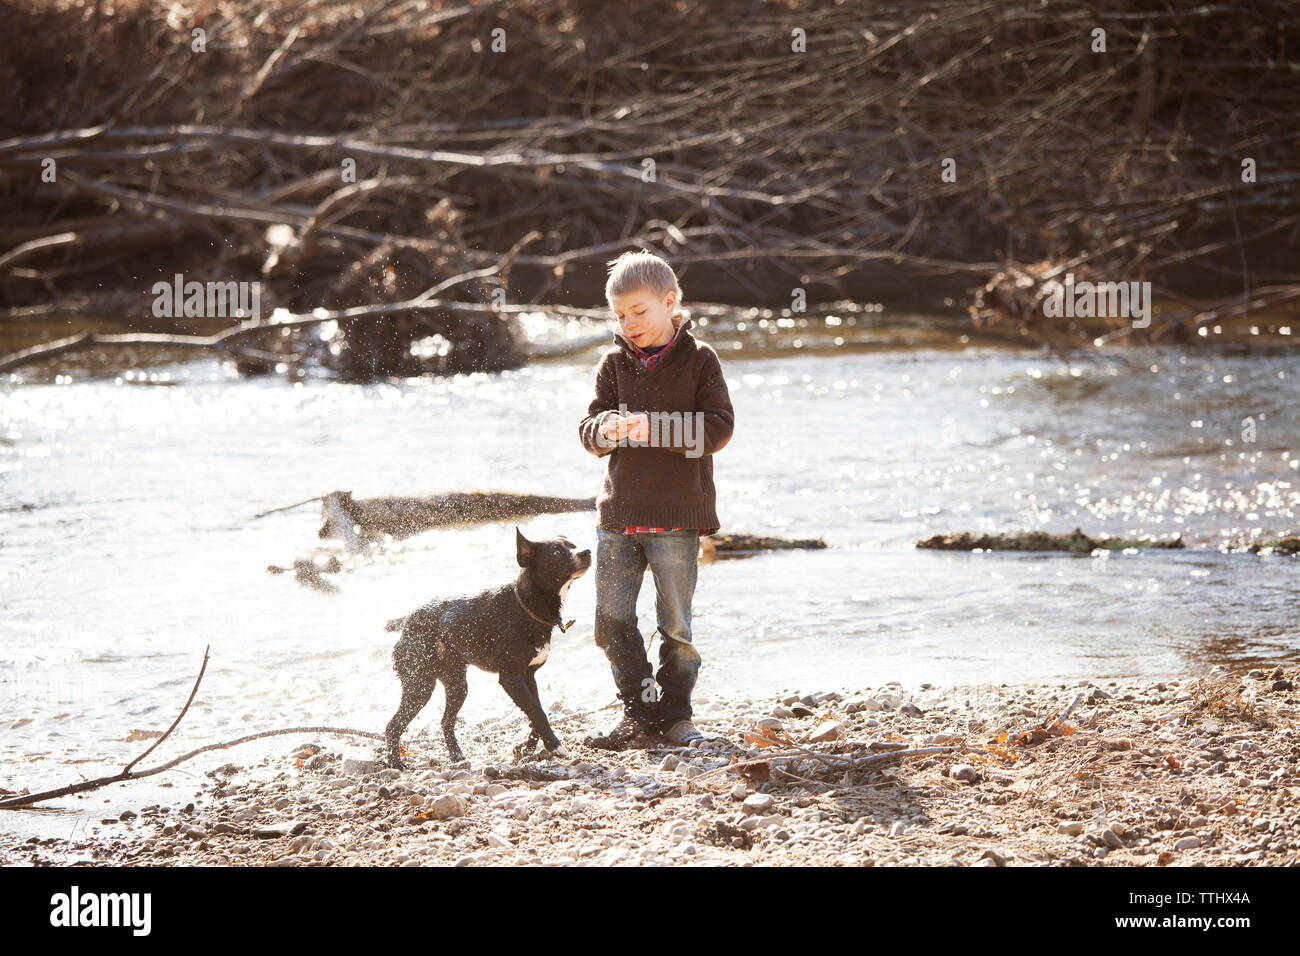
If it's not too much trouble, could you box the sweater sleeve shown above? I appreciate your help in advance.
[657,349,734,458]
[577,356,621,458]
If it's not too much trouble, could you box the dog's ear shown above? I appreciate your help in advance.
[516,526,535,567]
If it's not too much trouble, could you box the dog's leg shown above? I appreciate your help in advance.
[441,666,469,765]
[499,670,567,758]
[385,677,435,770]
[513,673,541,759]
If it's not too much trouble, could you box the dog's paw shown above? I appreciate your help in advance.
[545,742,570,759]
[387,757,406,771]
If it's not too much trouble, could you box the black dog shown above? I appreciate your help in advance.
[383,527,591,769]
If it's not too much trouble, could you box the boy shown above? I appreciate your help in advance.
[576,250,735,749]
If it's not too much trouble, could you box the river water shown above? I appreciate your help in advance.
[1,311,1297,843]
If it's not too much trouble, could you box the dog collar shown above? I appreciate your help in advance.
[513,583,575,633]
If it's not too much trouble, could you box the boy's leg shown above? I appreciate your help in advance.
[640,529,701,729]
[592,527,658,726]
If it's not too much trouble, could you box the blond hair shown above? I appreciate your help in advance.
[604,250,684,325]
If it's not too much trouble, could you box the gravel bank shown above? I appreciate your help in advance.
[9,665,1298,867]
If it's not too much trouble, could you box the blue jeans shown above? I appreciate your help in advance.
[593,527,701,729]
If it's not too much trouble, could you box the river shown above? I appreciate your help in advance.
[1,310,1297,843]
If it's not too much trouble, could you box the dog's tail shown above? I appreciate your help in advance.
[385,616,407,632]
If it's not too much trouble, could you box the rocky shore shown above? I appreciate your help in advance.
[8,666,1298,867]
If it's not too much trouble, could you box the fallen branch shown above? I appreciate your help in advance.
[252,496,325,520]
[0,330,300,375]
[0,646,382,810]
[1049,693,1084,732]
[685,741,967,791]
[1003,692,1086,748]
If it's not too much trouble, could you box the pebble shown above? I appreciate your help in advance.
[950,764,979,783]
[1174,836,1201,850]
[430,795,466,819]
[889,821,907,838]
[1058,822,1084,836]
[254,821,308,839]
[924,732,965,746]
[848,697,884,713]
[730,784,749,802]
[757,717,783,731]
[742,793,775,815]
[807,721,847,743]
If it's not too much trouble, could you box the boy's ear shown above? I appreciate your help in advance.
[516,526,535,567]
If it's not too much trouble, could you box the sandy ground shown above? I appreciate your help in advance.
[6,665,1298,867]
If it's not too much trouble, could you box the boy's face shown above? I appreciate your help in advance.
[610,286,676,349]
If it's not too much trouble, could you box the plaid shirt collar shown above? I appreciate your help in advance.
[618,317,692,371]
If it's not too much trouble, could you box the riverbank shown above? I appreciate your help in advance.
[8,666,1297,867]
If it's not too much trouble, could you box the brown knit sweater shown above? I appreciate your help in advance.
[577,317,735,534]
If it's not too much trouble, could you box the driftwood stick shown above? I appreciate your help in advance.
[848,744,966,768]
[685,743,965,790]
[1048,693,1084,732]
[0,231,81,272]
[0,725,385,810]
[1004,692,1085,745]
[0,643,384,810]
[0,331,299,374]
[0,294,614,373]
[251,496,325,520]
[1,645,213,809]
[123,644,210,773]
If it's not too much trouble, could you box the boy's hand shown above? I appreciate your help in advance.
[600,412,650,444]
[624,412,649,443]
[599,413,628,443]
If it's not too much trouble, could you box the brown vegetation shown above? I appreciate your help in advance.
[2,0,1298,378]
